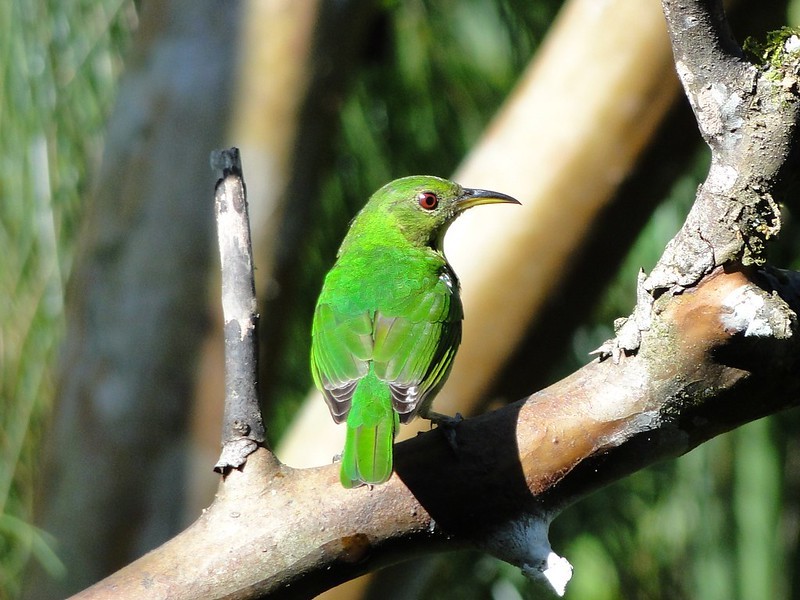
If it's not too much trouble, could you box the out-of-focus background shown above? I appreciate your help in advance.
[3,1,800,598]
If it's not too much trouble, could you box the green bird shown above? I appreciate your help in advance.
[310,175,519,488]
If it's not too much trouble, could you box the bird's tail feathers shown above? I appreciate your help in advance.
[340,372,398,488]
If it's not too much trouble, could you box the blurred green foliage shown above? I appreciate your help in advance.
[2,0,800,598]
[0,0,136,595]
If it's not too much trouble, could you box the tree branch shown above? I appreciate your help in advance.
[654,0,791,276]
[597,0,799,359]
[211,149,270,472]
[73,266,800,600]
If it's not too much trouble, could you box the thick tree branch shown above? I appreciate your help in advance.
[73,266,800,600]
[662,0,745,101]
[598,0,800,358]
[654,0,791,277]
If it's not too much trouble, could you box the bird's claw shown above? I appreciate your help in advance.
[430,411,464,428]
[332,452,342,464]
[425,411,463,453]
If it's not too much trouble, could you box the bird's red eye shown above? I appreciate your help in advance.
[418,192,439,210]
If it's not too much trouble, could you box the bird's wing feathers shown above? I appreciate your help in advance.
[373,269,462,422]
[312,265,462,424]
[311,303,372,423]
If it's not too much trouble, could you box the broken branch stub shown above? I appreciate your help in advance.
[211,148,267,472]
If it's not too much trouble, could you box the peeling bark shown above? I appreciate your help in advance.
[211,149,268,472]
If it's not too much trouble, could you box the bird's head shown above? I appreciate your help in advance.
[356,175,520,250]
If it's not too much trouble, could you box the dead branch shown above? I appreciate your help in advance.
[211,148,270,472]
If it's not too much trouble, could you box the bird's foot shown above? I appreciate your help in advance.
[427,411,463,428]
[331,452,342,464]
[424,411,463,452]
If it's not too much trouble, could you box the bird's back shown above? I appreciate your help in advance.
[311,241,462,423]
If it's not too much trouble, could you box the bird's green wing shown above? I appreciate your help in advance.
[372,268,462,423]
[310,302,373,423]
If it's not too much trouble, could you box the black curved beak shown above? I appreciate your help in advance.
[457,187,521,211]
